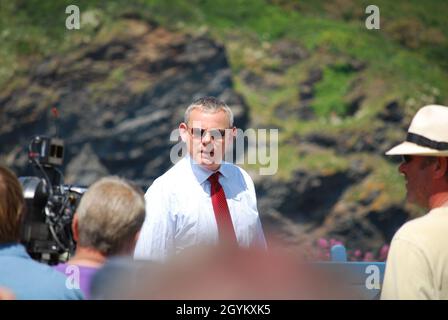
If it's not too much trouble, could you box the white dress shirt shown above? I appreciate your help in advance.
[134,156,267,261]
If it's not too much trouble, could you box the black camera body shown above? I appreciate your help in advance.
[19,136,86,264]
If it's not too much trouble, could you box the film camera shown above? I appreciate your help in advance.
[19,136,87,264]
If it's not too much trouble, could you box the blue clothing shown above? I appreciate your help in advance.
[0,243,84,300]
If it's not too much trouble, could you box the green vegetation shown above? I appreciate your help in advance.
[311,63,357,117]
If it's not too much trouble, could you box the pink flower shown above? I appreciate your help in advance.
[363,252,374,262]
[329,239,337,247]
[379,244,390,261]
[317,238,329,249]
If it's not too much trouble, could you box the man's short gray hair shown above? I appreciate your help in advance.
[76,176,145,256]
[184,96,234,127]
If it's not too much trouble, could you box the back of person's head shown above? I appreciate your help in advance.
[0,165,25,244]
[75,176,145,256]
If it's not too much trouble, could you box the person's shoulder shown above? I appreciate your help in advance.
[392,208,446,244]
[393,216,425,240]
[28,259,79,286]
[53,262,68,273]
[2,255,83,299]
[41,263,84,299]
[146,158,188,192]
[54,262,97,275]
[1,246,64,280]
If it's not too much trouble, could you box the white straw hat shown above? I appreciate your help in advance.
[386,104,448,156]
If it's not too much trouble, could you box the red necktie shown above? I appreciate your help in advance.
[208,172,238,245]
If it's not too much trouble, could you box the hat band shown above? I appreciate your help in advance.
[407,132,448,151]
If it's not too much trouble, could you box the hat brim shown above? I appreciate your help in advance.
[386,141,448,156]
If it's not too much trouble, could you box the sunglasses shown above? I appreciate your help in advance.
[401,155,414,164]
[188,127,228,140]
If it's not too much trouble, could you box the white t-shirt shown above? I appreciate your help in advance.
[381,206,448,299]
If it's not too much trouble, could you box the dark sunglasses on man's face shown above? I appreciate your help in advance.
[401,155,414,164]
[189,127,227,139]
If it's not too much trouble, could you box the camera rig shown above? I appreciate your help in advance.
[19,136,87,264]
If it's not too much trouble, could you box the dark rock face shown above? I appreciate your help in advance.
[378,101,404,123]
[0,19,248,186]
[346,94,365,116]
[366,206,409,243]
[305,133,338,148]
[270,39,309,70]
[256,167,409,252]
[255,164,375,245]
[273,68,322,122]
[297,68,322,120]
[273,170,363,226]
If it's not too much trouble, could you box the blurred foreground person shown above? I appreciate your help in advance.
[0,165,82,300]
[54,176,145,299]
[0,287,15,300]
[382,105,448,299]
[92,241,360,299]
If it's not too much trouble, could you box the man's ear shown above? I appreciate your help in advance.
[131,231,141,252]
[434,157,448,180]
[72,213,79,242]
[179,123,188,143]
[231,126,237,138]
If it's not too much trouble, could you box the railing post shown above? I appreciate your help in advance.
[330,244,347,262]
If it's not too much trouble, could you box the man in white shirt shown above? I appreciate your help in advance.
[381,104,448,299]
[134,97,266,261]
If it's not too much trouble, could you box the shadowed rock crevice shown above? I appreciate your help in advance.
[257,168,368,231]
[366,206,409,243]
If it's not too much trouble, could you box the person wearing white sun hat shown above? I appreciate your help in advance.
[381,104,448,300]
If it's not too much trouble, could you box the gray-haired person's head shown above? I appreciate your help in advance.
[184,96,234,127]
[75,176,145,256]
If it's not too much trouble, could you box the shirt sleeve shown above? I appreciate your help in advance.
[244,171,268,249]
[133,180,175,261]
[253,216,268,249]
[380,237,433,300]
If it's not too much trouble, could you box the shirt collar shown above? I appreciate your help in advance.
[187,155,230,185]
